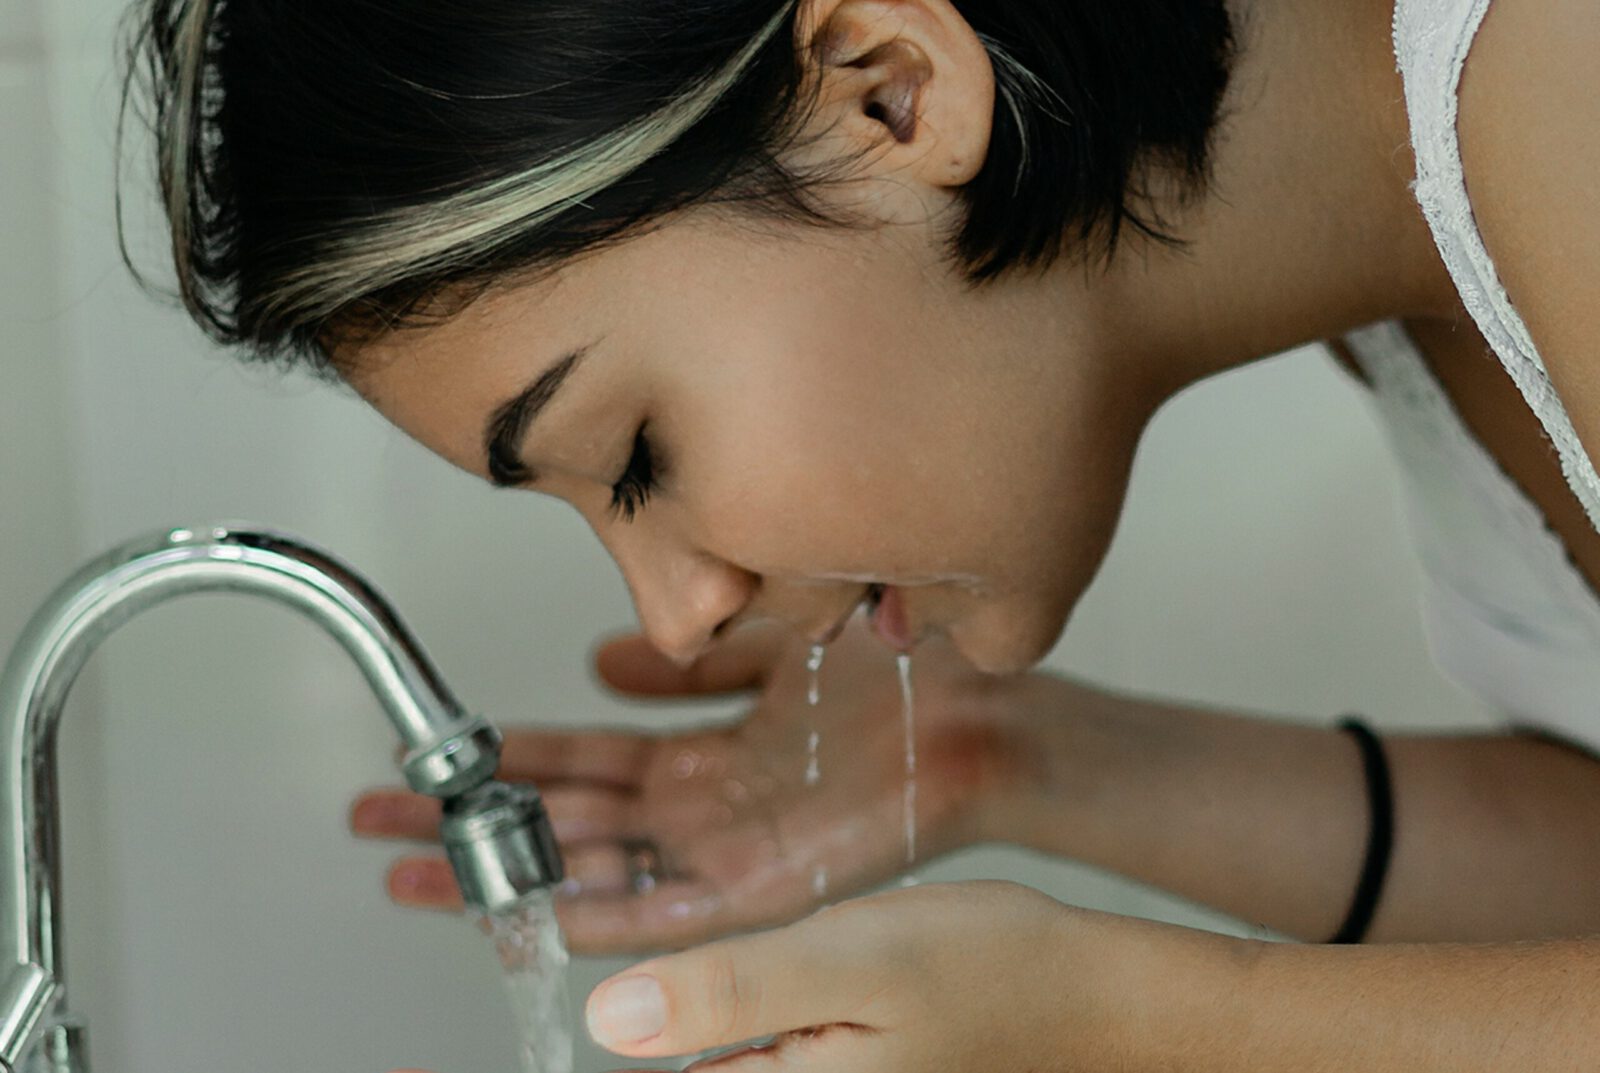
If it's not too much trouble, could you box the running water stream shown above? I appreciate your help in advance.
[897,652,919,886]
[483,890,574,1073]
[799,642,918,900]
[805,643,824,785]
[806,643,828,897]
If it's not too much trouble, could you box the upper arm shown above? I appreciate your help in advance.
[1457,0,1600,465]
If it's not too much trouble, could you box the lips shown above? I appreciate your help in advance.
[809,583,913,651]
[869,583,912,651]
[815,585,876,645]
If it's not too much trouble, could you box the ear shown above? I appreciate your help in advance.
[793,0,994,189]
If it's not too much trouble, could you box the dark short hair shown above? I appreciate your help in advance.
[120,0,1235,371]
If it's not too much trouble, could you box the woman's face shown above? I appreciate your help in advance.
[346,205,1151,675]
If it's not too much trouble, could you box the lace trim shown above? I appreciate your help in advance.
[1392,0,1600,533]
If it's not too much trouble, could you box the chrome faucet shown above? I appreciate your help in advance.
[0,524,564,1073]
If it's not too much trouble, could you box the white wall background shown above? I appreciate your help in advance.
[1,3,1499,1072]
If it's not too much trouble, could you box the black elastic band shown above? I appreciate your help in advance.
[1327,717,1393,944]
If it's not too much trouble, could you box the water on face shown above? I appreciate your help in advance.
[897,652,918,885]
[483,890,574,1073]
[805,643,827,896]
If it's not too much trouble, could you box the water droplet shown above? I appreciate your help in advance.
[665,895,723,920]
[806,643,825,706]
[805,645,824,789]
[812,866,829,898]
[671,750,700,779]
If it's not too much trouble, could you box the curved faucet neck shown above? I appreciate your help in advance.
[0,525,504,1070]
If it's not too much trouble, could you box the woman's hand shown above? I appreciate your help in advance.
[350,617,1037,954]
[581,880,1239,1072]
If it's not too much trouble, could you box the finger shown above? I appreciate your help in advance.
[351,789,441,841]
[497,730,650,789]
[541,785,637,843]
[353,784,633,848]
[558,839,828,957]
[558,841,689,897]
[681,1027,859,1072]
[583,907,889,1058]
[385,842,658,911]
[594,623,787,698]
[556,879,739,956]
[384,855,464,911]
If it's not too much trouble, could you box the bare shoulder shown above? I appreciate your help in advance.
[1455,0,1600,449]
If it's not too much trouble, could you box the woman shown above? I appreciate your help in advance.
[124,0,1600,1067]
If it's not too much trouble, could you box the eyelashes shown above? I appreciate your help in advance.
[608,423,659,522]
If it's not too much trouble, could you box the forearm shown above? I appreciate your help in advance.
[1164,935,1600,1071]
[977,675,1600,941]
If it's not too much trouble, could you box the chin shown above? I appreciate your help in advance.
[947,606,1064,676]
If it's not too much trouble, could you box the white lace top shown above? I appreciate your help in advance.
[1341,325,1600,746]
[1393,0,1600,533]
[1333,0,1600,746]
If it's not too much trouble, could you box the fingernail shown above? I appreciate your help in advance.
[586,975,666,1048]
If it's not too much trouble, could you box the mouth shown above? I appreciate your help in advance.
[866,582,913,652]
[813,584,880,646]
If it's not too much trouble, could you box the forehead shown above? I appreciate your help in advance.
[337,215,711,400]
[336,269,586,476]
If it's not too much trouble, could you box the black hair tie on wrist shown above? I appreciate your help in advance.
[1327,717,1393,944]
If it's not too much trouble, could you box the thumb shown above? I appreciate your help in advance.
[593,622,788,698]
[583,907,889,1059]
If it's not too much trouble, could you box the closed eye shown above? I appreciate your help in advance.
[609,424,659,522]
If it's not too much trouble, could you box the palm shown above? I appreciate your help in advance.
[627,622,980,906]
[352,618,1014,954]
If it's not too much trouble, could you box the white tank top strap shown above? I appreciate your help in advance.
[1391,0,1600,534]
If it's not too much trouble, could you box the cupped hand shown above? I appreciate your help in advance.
[350,616,1030,954]
[580,880,1235,1072]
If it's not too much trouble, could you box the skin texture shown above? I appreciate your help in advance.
[344,0,1447,678]
[357,619,1036,954]
[348,208,1142,676]
[327,0,1600,1068]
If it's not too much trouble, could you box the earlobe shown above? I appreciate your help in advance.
[799,0,993,186]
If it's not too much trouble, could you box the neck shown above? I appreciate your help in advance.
[1086,0,1457,408]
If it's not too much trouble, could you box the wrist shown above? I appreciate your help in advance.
[957,670,1133,852]
[939,668,1068,847]
[1074,909,1261,1071]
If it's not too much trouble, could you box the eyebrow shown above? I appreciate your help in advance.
[482,346,590,487]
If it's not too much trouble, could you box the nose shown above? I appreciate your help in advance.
[614,541,757,667]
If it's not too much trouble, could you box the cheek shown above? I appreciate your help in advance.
[679,413,897,571]
[668,359,1078,579]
